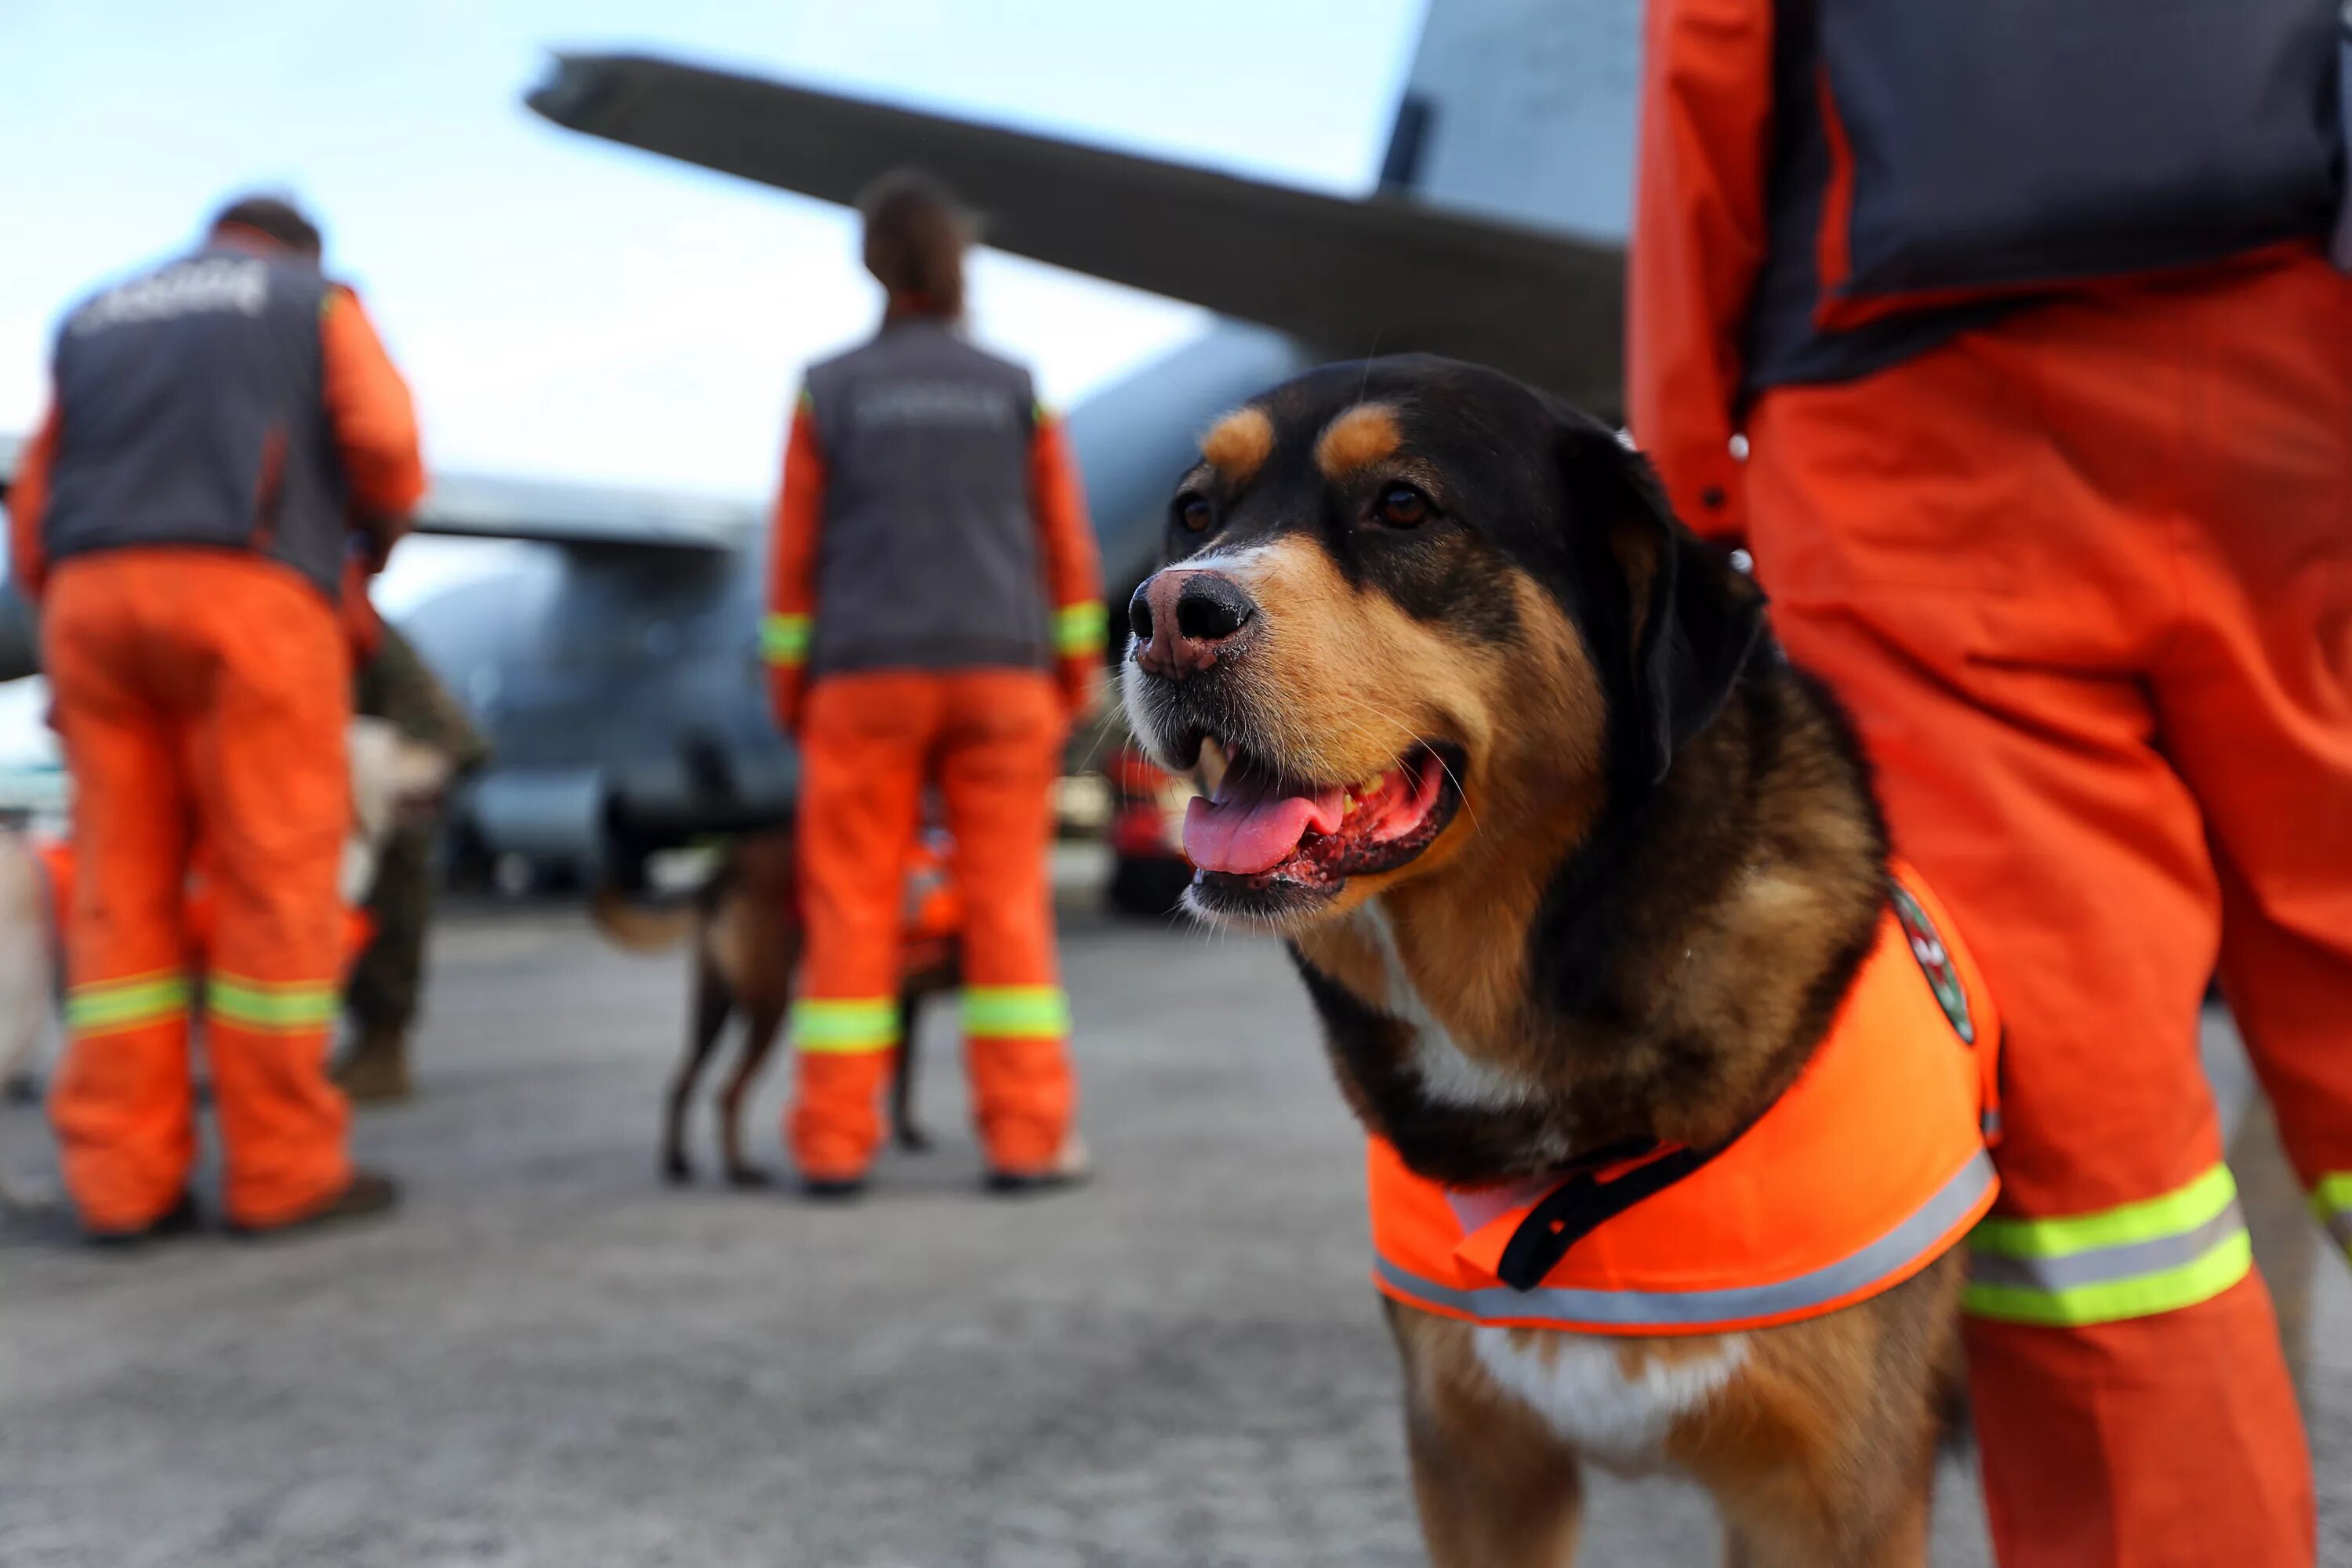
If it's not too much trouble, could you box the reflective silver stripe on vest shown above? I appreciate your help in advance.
[1377,1149,1995,1330]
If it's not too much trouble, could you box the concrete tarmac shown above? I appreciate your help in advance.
[3,902,2347,1566]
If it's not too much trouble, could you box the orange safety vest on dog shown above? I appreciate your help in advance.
[899,829,960,945]
[1370,868,2001,1338]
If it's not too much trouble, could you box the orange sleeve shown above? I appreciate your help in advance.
[1029,405,1105,713]
[320,285,426,564]
[764,394,824,734]
[1627,0,1777,545]
[7,401,61,603]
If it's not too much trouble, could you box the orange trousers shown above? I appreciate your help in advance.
[1747,249,2351,1567]
[44,550,353,1232]
[789,669,1073,1181]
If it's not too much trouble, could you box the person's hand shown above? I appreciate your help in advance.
[771,669,808,738]
[347,515,403,573]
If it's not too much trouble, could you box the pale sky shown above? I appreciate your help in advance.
[0,0,1427,501]
[0,2,1427,762]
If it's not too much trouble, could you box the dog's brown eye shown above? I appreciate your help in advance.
[1374,482,1430,528]
[1175,493,1214,533]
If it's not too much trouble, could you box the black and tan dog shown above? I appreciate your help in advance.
[593,831,959,1185]
[1124,358,1987,1566]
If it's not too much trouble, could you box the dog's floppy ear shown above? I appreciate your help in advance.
[1558,421,1766,784]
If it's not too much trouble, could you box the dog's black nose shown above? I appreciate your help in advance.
[1131,568,1257,681]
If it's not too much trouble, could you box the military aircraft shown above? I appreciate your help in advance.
[0,0,1633,889]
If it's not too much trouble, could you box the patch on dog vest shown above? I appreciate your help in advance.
[1891,884,1973,1044]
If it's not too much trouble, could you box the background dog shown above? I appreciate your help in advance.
[0,833,50,1113]
[593,826,959,1185]
[0,832,57,1216]
[1127,357,1989,1566]
[343,716,459,906]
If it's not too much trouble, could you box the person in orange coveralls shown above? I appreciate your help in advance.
[764,170,1105,1199]
[1630,5,2350,1563]
[9,194,423,1243]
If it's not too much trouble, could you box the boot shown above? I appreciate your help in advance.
[335,1026,412,1105]
[230,1170,401,1238]
[798,1175,868,1202]
[984,1132,1093,1197]
[82,1189,204,1250]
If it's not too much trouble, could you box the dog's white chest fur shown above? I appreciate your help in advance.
[1471,1328,1748,1467]
[1344,914,1745,1464]
[1354,906,1538,1111]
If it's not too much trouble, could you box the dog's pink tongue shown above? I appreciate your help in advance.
[1185,771,1345,875]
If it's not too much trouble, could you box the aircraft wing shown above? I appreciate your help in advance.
[412,473,757,550]
[0,439,752,554]
[526,53,1626,412]
[0,447,756,681]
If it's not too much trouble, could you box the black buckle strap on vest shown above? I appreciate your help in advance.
[1494,1138,1733,1293]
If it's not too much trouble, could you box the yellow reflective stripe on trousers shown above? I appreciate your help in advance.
[206,975,339,1033]
[64,971,191,1036]
[762,612,811,668]
[1963,1164,2251,1327]
[2314,1172,2352,1261]
[963,985,1069,1040]
[1053,601,1106,658]
[791,997,898,1054]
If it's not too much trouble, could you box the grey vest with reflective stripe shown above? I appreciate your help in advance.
[43,246,350,597]
[801,321,1047,677]
[1746,0,2341,395]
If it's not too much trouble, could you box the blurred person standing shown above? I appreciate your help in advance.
[339,620,489,1105]
[7,195,422,1241]
[1632,5,2350,1564]
[764,170,1105,1198]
